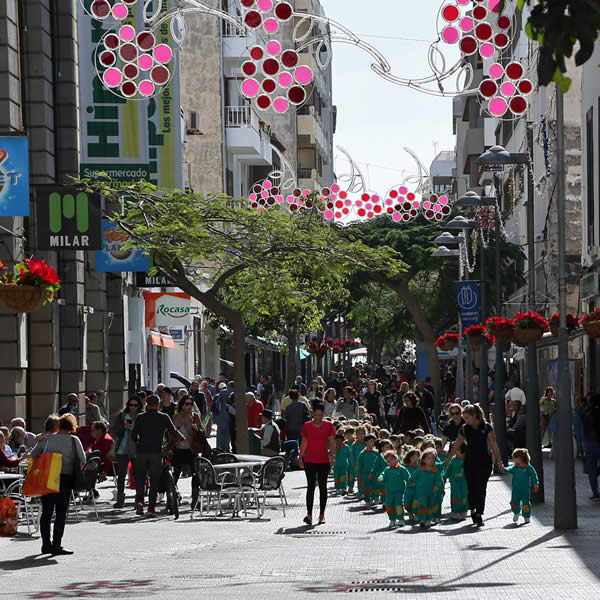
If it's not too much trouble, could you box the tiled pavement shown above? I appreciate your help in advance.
[2,450,600,599]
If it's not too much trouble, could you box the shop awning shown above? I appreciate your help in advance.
[149,330,177,348]
[150,331,162,346]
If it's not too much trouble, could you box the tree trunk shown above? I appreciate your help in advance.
[231,313,249,454]
[285,328,297,390]
[386,279,442,415]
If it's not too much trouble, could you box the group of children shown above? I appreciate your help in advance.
[331,418,539,529]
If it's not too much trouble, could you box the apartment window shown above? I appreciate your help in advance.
[587,107,595,246]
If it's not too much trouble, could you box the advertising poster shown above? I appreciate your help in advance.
[0,137,30,216]
[96,219,150,272]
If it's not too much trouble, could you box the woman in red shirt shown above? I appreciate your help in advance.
[298,402,336,526]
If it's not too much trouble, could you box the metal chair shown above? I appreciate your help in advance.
[4,479,40,535]
[212,453,238,465]
[72,457,102,520]
[256,457,287,517]
[191,457,244,517]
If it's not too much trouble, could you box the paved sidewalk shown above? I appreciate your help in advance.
[1,451,599,599]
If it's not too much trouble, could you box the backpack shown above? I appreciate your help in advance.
[0,498,18,536]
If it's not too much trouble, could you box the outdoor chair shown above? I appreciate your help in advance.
[212,453,238,465]
[4,478,40,535]
[72,457,102,520]
[249,457,287,517]
[191,457,245,518]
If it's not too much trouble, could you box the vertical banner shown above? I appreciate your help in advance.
[454,281,481,329]
[78,1,182,189]
[0,137,30,216]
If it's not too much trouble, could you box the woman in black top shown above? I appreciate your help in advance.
[364,380,385,426]
[445,404,504,526]
[393,392,431,435]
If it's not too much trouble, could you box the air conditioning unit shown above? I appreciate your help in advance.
[188,110,202,134]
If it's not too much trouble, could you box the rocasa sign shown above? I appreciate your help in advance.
[36,187,102,250]
[144,292,191,328]
[157,303,190,319]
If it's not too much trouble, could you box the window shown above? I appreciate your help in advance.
[587,107,594,246]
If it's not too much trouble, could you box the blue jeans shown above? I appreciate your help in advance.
[584,437,600,495]
[41,474,72,547]
[216,419,230,452]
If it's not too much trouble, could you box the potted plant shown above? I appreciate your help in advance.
[549,313,578,337]
[486,316,514,345]
[512,311,549,347]
[435,333,459,351]
[464,325,487,351]
[580,309,600,339]
[305,340,319,353]
[0,258,61,313]
[485,333,494,348]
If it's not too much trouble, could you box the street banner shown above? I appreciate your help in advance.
[96,219,150,272]
[36,187,102,250]
[454,281,481,329]
[0,137,29,216]
[78,1,183,189]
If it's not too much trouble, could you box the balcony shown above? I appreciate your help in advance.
[222,21,256,60]
[225,105,271,165]
[297,108,329,157]
[298,168,318,190]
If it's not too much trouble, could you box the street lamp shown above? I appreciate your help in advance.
[476,143,544,503]
[432,246,460,257]
[456,190,507,464]
[434,232,465,246]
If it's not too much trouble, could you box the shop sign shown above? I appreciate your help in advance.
[0,137,29,216]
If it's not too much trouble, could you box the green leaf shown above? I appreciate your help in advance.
[553,68,572,93]
[517,0,526,10]
[525,22,534,39]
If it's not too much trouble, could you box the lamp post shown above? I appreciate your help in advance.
[456,190,508,464]
[446,216,477,404]
[476,144,543,502]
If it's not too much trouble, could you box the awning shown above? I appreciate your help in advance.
[149,330,177,348]
[150,331,162,346]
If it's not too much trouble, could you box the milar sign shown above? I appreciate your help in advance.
[36,187,102,250]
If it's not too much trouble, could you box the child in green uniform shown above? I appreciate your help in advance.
[407,448,444,529]
[369,440,392,506]
[333,433,351,495]
[443,444,468,520]
[348,426,365,496]
[378,450,411,528]
[403,448,421,521]
[506,448,539,524]
[357,434,379,502]
[432,439,447,523]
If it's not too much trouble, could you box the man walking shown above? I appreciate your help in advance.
[131,394,183,517]
[213,382,233,451]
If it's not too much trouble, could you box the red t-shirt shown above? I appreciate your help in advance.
[247,400,264,428]
[301,420,336,463]
[89,433,115,474]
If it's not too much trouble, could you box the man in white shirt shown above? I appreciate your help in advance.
[506,384,526,406]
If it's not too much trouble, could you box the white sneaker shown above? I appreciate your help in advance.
[158,493,165,504]
[396,519,405,527]
[524,517,530,524]
[513,513,519,523]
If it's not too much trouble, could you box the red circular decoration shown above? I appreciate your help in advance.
[357,208,366,217]
[442,206,451,215]
[407,192,415,201]
[290,204,298,211]
[509,95,527,114]
[274,2,293,20]
[402,202,411,210]
[105,34,119,49]
[506,62,524,80]
[120,43,137,62]
[150,65,169,84]
[361,193,370,201]
[498,15,511,29]
[387,207,394,214]
[473,5,487,20]
[245,11,262,28]
[263,58,279,75]
[475,23,492,41]
[494,33,509,48]
[390,190,398,198]
[518,79,533,94]
[281,50,298,68]
[430,194,439,202]
[121,81,136,96]
[124,64,138,79]
[402,214,410,221]
[288,86,305,104]
[91,0,111,18]
[100,51,115,66]
[262,78,276,93]
[242,61,257,76]
[442,5,459,22]
[322,188,330,196]
[335,200,343,208]
[460,36,478,55]
[241,0,254,6]
[137,32,154,50]
[425,210,434,219]
[479,79,497,98]
[339,191,347,199]
[257,95,271,109]
[250,46,264,61]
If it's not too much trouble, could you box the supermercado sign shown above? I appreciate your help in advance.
[144,292,190,328]
[78,1,182,188]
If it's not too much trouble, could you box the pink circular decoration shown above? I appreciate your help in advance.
[261,190,269,199]
[500,81,516,97]
[442,26,459,44]
[488,63,504,79]
[302,189,311,197]
[392,213,402,222]
[249,193,258,202]
[241,78,260,97]
[423,201,431,210]
[264,18,278,33]
[294,65,312,85]
[479,43,495,58]
[138,55,153,70]
[489,97,508,116]
[278,72,293,87]
[267,41,281,56]
[276,195,284,203]
[258,0,272,10]
[119,25,135,42]
[273,97,289,113]
[457,0,470,4]
[139,80,155,97]
[459,17,474,32]
[399,186,408,195]
[412,201,420,208]
[103,68,122,88]
[112,3,128,19]
[263,180,272,190]
[324,210,334,220]
[488,0,501,12]
[154,44,172,64]
[331,184,340,193]
[439,196,449,205]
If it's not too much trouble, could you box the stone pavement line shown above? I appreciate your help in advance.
[1,455,599,600]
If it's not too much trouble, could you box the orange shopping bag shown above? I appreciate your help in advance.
[23,445,62,497]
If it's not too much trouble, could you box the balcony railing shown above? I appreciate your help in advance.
[223,21,245,37]
[224,105,260,131]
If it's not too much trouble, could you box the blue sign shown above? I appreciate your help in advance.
[95,220,151,272]
[0,137,29,216]
[169,329,183,341]
[454,281,481,329]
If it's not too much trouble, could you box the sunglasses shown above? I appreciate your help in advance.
[450,411,461,416]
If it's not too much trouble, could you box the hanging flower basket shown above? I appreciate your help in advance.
[581,309,600,339]
[549,313,578,337]
[464,325,487,351]
[485,333,494,349]
[435,333,459,351]
[0,259,60,313]
[486,316,514,344]
[512,311,548,347]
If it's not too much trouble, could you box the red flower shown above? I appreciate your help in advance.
[434,335,447,347]
[464,325,487,337]
[580,309,600,324]
[514,311,548,332]
[486,316,514,332]
[550,313,578,329]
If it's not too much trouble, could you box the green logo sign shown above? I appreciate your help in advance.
[37,186,102,250]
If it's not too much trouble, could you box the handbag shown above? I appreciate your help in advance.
[71,436,87,493]
[23,441,62,497]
